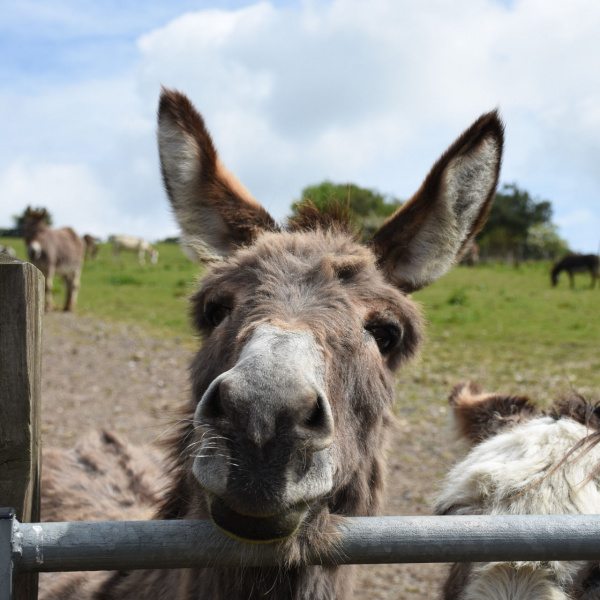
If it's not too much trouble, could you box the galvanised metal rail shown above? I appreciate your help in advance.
[3,509,600,598]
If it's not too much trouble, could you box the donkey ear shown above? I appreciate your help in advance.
[448,382,538,446]
[371,111,504,292]
[158,89,276,263]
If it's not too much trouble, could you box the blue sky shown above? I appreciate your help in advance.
[1,0,599,253]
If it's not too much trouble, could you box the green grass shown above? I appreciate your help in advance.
[405,261,600,414]
[4,235,599,404]
[1,237,202,344]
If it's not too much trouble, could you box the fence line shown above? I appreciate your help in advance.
[5,514,600,576]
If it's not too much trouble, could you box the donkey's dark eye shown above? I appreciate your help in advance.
[205,302,231,328]
[365,323,402,354]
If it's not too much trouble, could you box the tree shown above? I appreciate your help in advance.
[478,183,554,261]
[526,223,570,260]
[291,181,403,238]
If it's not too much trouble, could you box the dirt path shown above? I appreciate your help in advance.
[40,312,450,599]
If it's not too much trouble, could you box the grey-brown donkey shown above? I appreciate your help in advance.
[23,207,85,311]
[40,90,504,600]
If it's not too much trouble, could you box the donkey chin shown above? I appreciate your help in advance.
[193,448,334,544]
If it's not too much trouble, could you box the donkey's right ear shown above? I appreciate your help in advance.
[158,89,276,263]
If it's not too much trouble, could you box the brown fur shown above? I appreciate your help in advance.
[83,234,99,260]
[570,562,600,599]
[41,431,164,524]
[23,207,85,311]
[449,381,540,445]
[40,91,504,599]
[40,433,166,600]
[459,241,479,267]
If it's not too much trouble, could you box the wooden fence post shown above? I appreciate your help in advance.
[0,255,44,599]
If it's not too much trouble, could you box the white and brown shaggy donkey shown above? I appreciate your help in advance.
[437,383,600,600]
[39,91,503,600]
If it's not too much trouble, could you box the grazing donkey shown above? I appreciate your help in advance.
[23,207,85,311]
[83,234,99,260]
[437,382,600,600]
[0,244,16,257]
[40,90,503,600]
[111,234,159,265]
[551,254,599,289]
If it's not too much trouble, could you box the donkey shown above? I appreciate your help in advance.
[23,207,85,312]
[111,234,159,265]
[0,244,17,258]
[83,234,99,260]
[551,254,599,289]
[460,240,480,267]
[437,382,600,600]
[39,90,503,600]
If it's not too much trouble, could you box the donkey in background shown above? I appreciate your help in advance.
[39,90,503,600]
[110,234,159,265]
[437,382,600,600]
[83,234,99,260]
[551,253,599,289]
[23,207,85,312]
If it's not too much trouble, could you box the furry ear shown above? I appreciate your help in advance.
[371,111,504,293]
[449,382,539,445]
[158,89,276,263]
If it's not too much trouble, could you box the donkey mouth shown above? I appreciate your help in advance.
[208,495,308,543]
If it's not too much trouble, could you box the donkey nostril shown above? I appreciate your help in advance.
[199,381,225,421]
[301,394,334,450]
[304,395,325,429]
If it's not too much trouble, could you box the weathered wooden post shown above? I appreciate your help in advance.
[0,255,44,599]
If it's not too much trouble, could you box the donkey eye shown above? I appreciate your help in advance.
[205,302,231,328]
[365,323,402,354]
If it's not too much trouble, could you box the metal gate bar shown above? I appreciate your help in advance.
[5,514,600,575]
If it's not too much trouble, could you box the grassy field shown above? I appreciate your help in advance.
[4,235,599,408]
[2,237,201,341]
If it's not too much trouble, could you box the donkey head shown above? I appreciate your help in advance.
[157,90,503,554]
[24,206,49,260]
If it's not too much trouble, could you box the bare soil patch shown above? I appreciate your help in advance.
[41,312,451,599]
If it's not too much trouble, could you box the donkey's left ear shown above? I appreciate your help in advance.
[371,111,504,293]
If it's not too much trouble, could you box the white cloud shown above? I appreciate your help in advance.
[556,209,600,254]
[0,160,173,241]
[133,0,600,246]
[2,160,113,228]
[2,0,600,251]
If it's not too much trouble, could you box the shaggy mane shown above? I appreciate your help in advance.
[287,200,360,238]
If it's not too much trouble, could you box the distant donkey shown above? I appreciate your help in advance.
[460,240,480,267]
[111,234,159,265]
[83,234,99,260]
[0,244,16,258]
[23,207,85,311]
[551,254,599,289]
